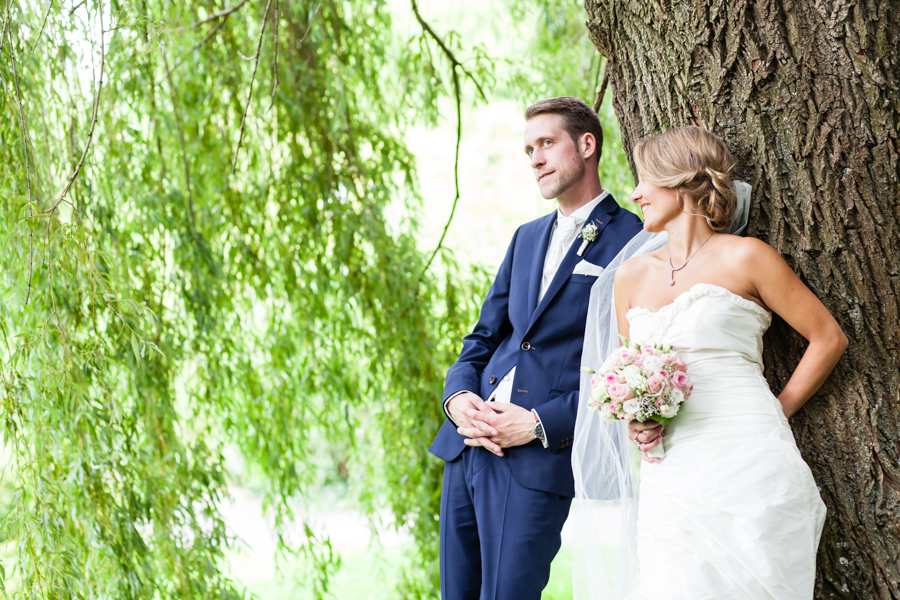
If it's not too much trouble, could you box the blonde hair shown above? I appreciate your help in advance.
[633,126,737,231]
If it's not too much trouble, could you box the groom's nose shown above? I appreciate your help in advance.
[531,149,545,169]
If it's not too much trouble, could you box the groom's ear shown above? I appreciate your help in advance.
[579,132,599,164]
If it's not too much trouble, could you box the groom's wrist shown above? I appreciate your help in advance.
[531,409,549,449]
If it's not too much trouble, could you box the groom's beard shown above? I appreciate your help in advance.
[540,154,586,200]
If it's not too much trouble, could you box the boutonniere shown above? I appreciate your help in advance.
[576,222,600,256]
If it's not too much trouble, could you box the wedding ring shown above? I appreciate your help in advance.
[633,437,641,446]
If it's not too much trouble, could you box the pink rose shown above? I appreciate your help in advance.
[674,357,688,372]
[591,375,601,388]
[618,348,635,365]
[646,375,667,397]
[671,371,690,391]
[641,346,656,356]
[631,353,645,367]
[608,383,635,403]
[661,352,677,366]
[604,373,618,387]
[658,370,669,379]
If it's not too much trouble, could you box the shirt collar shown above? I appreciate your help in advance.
[557,190,610,225]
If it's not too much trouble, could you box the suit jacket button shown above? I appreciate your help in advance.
[489,375,496,384]
[521,341,531,351]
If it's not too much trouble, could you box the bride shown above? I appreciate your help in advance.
[572,126,847,599]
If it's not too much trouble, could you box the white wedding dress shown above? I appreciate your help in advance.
[623,283,826,599]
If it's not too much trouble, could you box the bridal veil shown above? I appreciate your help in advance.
[570,181,751,599]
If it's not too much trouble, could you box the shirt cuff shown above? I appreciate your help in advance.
[444,391,473,427]
[531,408,549,449]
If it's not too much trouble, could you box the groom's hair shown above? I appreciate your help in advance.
[525,97,604,164]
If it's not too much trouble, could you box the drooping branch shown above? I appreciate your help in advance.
[43,0,106,216]
[412,0,469,279]
[161,50,196,225]
[0,0,11,54]
[411,0,487,103]
[30,0,53,53]
[5,0,38,306]
[188,0,249,28]
[67,0,85,16]
[592,57,609,113]
[266,0,280,113]
[231,0,274,174]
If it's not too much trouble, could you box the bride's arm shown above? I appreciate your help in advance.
[739,238,849,418]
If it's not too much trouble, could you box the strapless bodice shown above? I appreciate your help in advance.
[626,283,772,371]
[626,283,782,444]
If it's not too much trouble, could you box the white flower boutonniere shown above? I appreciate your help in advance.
[576,222,600,256]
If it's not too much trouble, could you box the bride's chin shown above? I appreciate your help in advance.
[642,219,664,234]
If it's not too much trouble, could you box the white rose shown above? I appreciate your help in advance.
[660,404,678,418]
[668,389,685,404]
[599,409,618,423]
[642,355,664,373]
[620,365,644,390]
[591,383,609,402]
[622,398,642,415]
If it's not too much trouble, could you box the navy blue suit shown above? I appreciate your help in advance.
[430,194,643,599]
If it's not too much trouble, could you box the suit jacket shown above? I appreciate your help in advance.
[428,194,643,497]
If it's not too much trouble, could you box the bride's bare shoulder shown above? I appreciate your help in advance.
[720,234,781,263]
[615,252,657,289]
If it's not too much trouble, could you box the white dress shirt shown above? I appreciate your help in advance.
[446,191,609,442]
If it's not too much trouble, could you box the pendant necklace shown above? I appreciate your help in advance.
[668,231,715,286]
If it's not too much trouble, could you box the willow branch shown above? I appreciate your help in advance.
[30,0,53,53]
[24,229,34,306]
[231,0,274,174]
[43,0,105,215]
[265,0,279,114]
[298,0,320,45]
[410,0,487,102]
[0,0,11,53]
[161,50,196,225]
[188,0,249,28]
[67,0,85,16]
[197,14,227,46]
[415,0,464,278]
[6,2,39,305]
[592,58,610,113]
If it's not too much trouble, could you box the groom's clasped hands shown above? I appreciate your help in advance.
[447,392,536,457]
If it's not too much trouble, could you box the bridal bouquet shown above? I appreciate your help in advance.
[583,337,693,459]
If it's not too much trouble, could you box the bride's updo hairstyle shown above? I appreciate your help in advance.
[633,126,737,231]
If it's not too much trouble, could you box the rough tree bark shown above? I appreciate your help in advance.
[583,0,900,597]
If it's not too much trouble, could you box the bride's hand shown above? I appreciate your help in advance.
[628,421,665,462]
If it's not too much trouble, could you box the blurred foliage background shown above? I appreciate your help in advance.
[0,0,632,597]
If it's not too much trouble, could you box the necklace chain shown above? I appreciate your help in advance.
[668,232,714,286]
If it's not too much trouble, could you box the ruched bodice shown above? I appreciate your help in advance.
[623,284,825,600]
[627,282,770,369]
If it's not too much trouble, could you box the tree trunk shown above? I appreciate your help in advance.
[583,0,900,597]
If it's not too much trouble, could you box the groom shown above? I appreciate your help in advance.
[429,96,643,599]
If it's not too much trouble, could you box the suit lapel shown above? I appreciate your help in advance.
[525,194,619,333]
[527,213,557,317]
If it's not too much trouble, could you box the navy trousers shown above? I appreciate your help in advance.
[439,446,572,600]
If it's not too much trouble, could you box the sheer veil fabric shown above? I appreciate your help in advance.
[570,182,752,600]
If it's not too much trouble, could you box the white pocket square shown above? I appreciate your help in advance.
[572,260,604,277]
